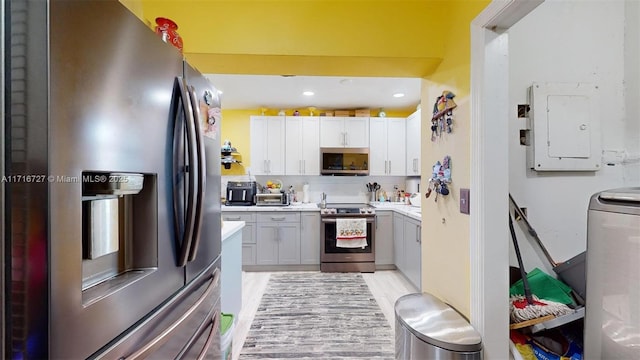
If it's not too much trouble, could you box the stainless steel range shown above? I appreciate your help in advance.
[320,203,376,272]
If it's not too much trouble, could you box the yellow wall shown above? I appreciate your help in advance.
[137,1,448,77]
[119,0,147,25]
[420,0,489,318]
[220,110,253,176]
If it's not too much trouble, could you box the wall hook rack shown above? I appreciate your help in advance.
[425,155,452,201]
[430,91,457,141]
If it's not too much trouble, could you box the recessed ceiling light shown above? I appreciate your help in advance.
[393,93,405,98]
[303,91,314,96]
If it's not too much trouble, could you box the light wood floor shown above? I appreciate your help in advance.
[230,270,418,360]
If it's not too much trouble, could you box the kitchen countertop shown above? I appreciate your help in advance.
[222,203,320,212]
[221,220,245,241]
[222,202,422,220]
[371,202,422,220]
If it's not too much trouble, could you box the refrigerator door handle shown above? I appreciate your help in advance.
[195,312,221,360]
[122,269,220,359]
[172,77,197,267]
[186,85,206,262]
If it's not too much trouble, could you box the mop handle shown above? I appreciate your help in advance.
[509,194,558,267]
[509,213,534,305]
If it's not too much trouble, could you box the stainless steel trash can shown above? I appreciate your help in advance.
[395,293,482,359]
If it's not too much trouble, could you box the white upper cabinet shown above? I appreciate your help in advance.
[320,116,369,148]
[369,117,406,176]
[405,109,421,176]
[250,116,285,175]
[285,116,320,175]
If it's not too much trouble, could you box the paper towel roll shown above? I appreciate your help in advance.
[302,184,310,203]
[406,178,420,194]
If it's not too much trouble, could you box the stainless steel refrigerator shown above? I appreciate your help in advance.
[1,0,222,358]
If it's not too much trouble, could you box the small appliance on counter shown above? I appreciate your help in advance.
[225,181,257,206]
[256,192,289,206]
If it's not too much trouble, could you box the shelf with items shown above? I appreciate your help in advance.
[221,140,242,169]
[221,154,242,169]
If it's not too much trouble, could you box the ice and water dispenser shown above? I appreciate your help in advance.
[81,172,154,304]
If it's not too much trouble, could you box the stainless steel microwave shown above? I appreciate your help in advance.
[320,147,369,176]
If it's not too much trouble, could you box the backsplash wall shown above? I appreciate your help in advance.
[222,175,418,204]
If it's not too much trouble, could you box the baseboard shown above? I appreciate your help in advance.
[243,264,398,272]
[376,264,397,270]
[243,265,321,272]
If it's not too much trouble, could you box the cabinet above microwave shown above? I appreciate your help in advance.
[319,116,369,148]
[320,147,369,176]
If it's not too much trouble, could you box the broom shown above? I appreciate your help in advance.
[508,214,574,325]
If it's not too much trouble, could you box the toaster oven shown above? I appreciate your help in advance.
[256,193,289,206]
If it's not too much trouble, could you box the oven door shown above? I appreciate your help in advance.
[320,217,375,262]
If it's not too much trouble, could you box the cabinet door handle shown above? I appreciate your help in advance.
[303,160,306,174]
[271,216,286,221]
[384,160,388,174]
[345,133,349,146]
[226,216,241,221]
[263,160,267,173]
[389,161,392,174]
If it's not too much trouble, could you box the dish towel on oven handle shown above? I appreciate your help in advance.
[336,218,368,249]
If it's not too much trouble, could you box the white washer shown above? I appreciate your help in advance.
[585,187,640,359]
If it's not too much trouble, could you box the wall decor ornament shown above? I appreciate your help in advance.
[430,91,457,141]
[426,155,452,202]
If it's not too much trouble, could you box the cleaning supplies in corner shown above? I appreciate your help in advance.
[508,214,574,326]
[509,268,575,306]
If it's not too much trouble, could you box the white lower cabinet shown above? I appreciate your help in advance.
[374,211,394,265]
[403,216,422,290]
[242,244,257,266]
[300,213,320,264]
[222,212,257,266]
[393,213,405,272]
[256,212,301,265]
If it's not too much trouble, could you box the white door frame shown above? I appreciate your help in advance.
[469,1,543,358]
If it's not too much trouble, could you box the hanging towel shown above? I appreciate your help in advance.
[336,218,368,248]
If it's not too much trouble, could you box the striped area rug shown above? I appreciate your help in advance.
[239,272,395,359]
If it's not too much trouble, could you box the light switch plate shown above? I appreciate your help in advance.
[460,188,470,214]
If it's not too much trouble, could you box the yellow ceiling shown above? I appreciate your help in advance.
[121,0,489,78]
